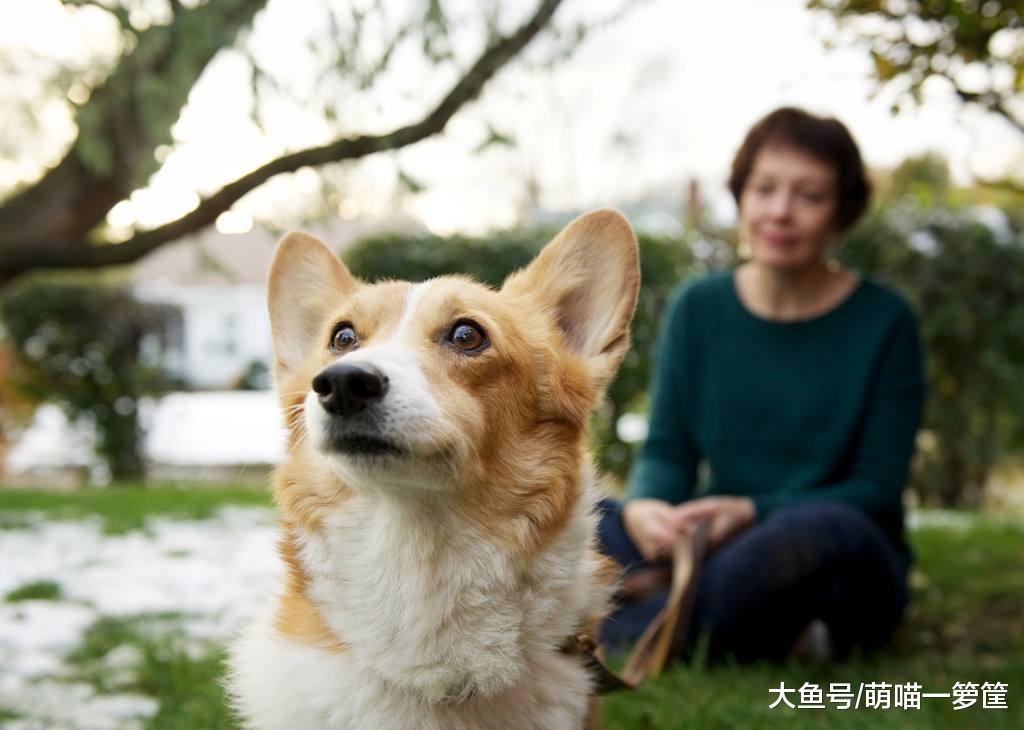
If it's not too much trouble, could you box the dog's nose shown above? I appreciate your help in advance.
[312,363,389,416]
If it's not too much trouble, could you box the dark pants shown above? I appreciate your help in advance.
[596,498,912,663]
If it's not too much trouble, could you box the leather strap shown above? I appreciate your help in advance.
[566,519,710,694]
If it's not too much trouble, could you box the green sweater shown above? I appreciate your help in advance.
[625,271,925,550]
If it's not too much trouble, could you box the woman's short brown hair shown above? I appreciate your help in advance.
[728,107,871,233]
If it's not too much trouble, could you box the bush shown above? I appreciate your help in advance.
[0,343,35,471]
[345,225,702,478]
[840,204,1024,507]
[0,278,178,481]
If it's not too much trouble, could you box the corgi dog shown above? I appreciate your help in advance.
[227,209,640,730]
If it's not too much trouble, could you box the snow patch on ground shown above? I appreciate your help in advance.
[0,507,281,730]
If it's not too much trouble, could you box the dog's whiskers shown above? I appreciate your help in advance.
[290,425,311,452]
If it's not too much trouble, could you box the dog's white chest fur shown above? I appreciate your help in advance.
[228,484,609,730]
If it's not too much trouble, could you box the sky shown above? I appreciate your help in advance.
[0,0,1021,237]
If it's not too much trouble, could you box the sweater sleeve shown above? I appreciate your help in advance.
[624,287,701,505]
[751,306,925,521]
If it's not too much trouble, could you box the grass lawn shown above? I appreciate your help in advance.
[65,615,238,730]
[1,484,1021,729]
[0,481,270,533]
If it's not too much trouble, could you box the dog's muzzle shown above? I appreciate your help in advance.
[312,362,405,457]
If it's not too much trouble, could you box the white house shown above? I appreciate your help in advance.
[134,283,272,391]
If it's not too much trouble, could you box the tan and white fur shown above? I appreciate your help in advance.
[227,209,640,730]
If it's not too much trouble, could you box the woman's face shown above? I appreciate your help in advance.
[738,143,839,271]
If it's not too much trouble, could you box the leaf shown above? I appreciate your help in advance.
[871,49,901,81]
[473,124,516,153]
[397,169,425,195]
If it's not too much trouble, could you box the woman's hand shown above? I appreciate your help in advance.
[672,496,756,549]
[623,496,758,560]
[621,498,685,561]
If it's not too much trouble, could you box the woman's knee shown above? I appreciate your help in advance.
[767,500,872,534]
[697,502,901,614]
[762,501,895,566]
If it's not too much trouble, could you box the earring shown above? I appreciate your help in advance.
[737,239,751,259]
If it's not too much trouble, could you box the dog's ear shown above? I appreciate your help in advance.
[503,209,640,386]
[267,231,357,377]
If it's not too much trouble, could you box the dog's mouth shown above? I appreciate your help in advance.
[328,432,405,458]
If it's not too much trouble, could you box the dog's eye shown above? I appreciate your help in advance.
[446,320,488,354]
[330,323,358,352]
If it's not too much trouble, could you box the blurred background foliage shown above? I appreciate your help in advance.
[840,156,1024,509]
[810,0,1023,153]
[0,279,179,481]
[0,345,35,469]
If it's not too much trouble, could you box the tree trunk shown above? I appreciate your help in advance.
[0,151,120,245]
[0,0,269,277]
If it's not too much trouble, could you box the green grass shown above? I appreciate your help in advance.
[603,656,1024,728]
[66,615,239,730]
[0,707,21,723]
[0,482,271,533]
[5,578,63,602]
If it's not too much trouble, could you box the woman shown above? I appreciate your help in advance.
[599,107,925,663]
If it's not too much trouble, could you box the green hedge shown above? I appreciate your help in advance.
[0,278,178,481]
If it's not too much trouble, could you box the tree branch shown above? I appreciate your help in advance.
[0,0,267,246]
[930,64,1024,136]
[951,86,1024,137]
[0,0,564,283]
